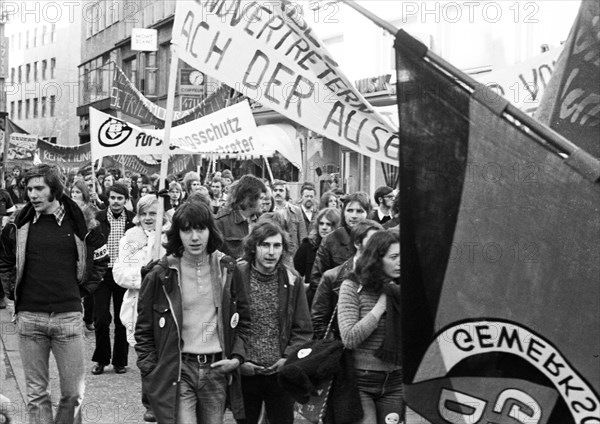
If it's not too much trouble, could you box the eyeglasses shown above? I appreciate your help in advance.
[384,194,395,199]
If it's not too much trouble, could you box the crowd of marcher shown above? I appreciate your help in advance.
[0,163,400,424]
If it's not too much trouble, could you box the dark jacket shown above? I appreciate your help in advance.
[308,227,355,306]
[234,261,313,359]
[0,196,109,305]
[135,253,251,423]
[215,207,249,260]
[311,258,354,340]
[96,208,136,244]
[293,237,319,279]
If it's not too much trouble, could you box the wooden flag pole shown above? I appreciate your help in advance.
[153,45,179,259]
[263,156,274,183]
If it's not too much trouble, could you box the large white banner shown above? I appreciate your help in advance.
[90,101,299,162]
[477,48,562,115]
[171,0,399,166]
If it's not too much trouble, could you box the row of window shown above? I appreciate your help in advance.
[10,59,56,84]
[10,24,57,51]
[10,96,56,121]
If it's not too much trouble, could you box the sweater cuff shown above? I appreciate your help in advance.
[230,354,244,365]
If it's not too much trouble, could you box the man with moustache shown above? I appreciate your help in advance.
[0,165,108,424]
[92,182,135,375]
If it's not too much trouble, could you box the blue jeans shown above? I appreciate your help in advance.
[177,358,228,424]
[355,369,403,424]
[17,311,85,424]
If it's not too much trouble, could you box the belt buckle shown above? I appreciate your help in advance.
[197,354,209,364]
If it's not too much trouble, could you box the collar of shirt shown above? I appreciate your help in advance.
[378,208,390,221]
[33,203,65,225]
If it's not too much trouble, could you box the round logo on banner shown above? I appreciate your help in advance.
[230,313,239,329]
[159,317,165,328]
[297,348,312,359]
[98,118,132,147]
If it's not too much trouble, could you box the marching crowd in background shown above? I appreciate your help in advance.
[0,163,400,424]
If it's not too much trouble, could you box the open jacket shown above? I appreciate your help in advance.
[134,253,251,423]
[234,261,313,359]
[0,196,109,308]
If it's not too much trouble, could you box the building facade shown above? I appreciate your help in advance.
[6,1,82,145]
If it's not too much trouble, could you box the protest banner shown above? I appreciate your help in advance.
[477,48,562,115]
[111,66,245,127]
[90,101,294,161]
[171,0,399,166]
[37,140,92,175]
[5,133,38,169]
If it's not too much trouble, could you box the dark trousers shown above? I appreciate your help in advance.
[236,374,294,424]
[83,294,94,325]
[92,268,128,367]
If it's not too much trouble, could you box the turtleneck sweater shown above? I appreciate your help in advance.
[246,265,281,366]
[179,251,222,354]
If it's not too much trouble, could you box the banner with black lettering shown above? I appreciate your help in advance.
[396,28,600,424]
[477,47,561,115]
[171,0,399,166]
[37,140,92,175]
[111,66,245,128]
[90,101,278,160]
[535,0,600,159]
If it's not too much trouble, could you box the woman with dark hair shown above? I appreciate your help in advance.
[70,180,91,207]
[337,230,401,424]
[308,192,371,306]
[293,207,341,282]
[135,201,250,424]
[319,191,339,211]
[232,221,312,424]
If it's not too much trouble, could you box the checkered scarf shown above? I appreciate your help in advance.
[107,209,126,267]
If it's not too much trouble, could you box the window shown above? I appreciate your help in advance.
[26,64,30,83]
[10,67,14,83]
[33,98,39,118]
[41,97,47,117]
[17,101,22,120]
[34,62,38,81]
[17,66,21,84]
[10,101,15,118]
[25,99,30,119]
[123,56,137,86]
[143,52,157,96]
[42,26,48,45]
[25,30,29,49]
[50,95,56,117]
[51,24,56,43]
[42,60,47,80]
[108,0,120,24]
[50,58,56,79]
[33,28,37,47]
[18,33,21,50]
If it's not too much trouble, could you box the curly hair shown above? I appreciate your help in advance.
[163,201,223,256]
[308,207,341,243]
[348,230,399,293]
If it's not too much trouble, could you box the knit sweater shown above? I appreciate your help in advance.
[246,266,281,366]
[337,279,400,372]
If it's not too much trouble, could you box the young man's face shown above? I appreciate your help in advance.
[108,190,126,215]
[180,227,210,257]
[381,193,395,209]
[190,180,202,193]
[255,233,283,274]
[272,184,287,206]
[301,189,315,209]
[211,182,222,196]
[344,201,368,228]
[27,177,57,215]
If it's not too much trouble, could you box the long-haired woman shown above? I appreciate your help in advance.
[293,207,341,289]
[337,230,401,424]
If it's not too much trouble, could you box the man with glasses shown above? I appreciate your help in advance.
[369,186,394,225]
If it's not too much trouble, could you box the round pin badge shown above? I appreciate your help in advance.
[159,317,165,328]
[230,313,239,328]
[297,348,312,359]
